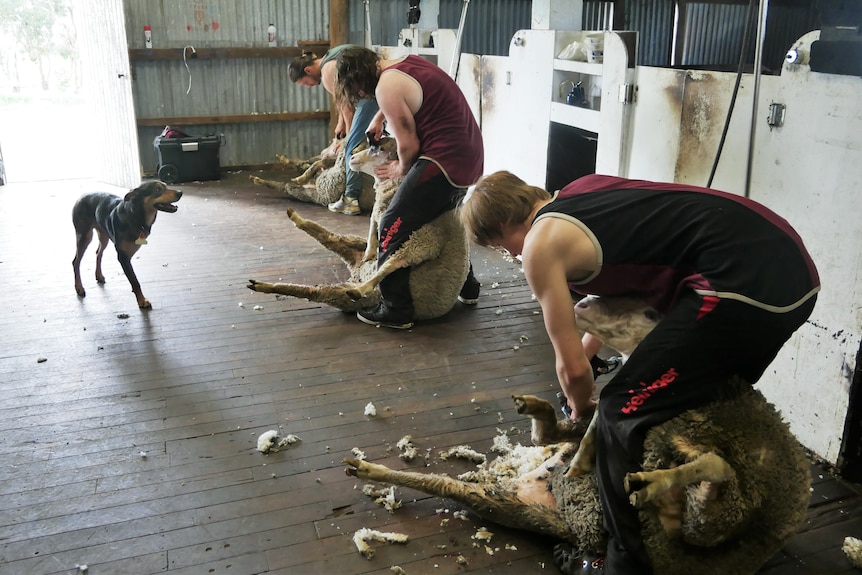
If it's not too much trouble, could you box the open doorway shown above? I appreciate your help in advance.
[0,0,96,183]
[0,0,140,187]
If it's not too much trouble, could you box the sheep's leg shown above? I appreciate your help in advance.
[624,451,734,508]
[345,225,445,300]
[344,458,573,541]
[286,208,366,264]
[344,248,409,300]
[246,279,378,311]
[362,219,379,263]
[291,158,335,185]
[250,175,286,191]
[276,153,316,170]
[249,175,323,205]
[511,395,585,446]
[565,409,599,478]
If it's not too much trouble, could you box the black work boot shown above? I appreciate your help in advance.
[358,268,414,329]
[357,302,414,329]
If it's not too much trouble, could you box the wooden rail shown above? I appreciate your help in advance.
[128,42,329,62]
[136,111,330,127]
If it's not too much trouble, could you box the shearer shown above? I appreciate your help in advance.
[458,170,819,575]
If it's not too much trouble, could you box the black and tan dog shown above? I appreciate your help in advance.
[72,181,182,309]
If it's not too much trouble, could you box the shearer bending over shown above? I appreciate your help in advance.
[459,171,819,575]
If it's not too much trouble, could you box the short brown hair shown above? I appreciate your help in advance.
[459,171,550,246]
[288,52,316,83]
[334,47,380,108]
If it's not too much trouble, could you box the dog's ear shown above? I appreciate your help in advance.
[125,181,165,201]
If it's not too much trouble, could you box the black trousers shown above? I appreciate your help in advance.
[377,159,466,313]
[594,291,817,574]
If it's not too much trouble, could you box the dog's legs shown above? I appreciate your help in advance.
[73,228,94,297]
[94,228,109,285]
[114,245,150,309]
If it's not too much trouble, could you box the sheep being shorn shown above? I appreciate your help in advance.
[247,137,469,321]
[250,140,376,212]
[273,137,341,173]
[344,296,811,575]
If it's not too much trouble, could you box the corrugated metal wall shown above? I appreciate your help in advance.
[349,0,532,56]
[613,1,811,69]
[623,0,676,66]
[675,2,813,71]
[124,0,332,173]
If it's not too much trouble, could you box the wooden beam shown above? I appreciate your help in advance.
[328,0,350,133]
[330,0,349,48]
[136,111,330,127]
[129,44,329,61]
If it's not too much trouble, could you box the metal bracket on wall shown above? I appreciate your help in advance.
[767,102,786,130]
[618,83,635,104]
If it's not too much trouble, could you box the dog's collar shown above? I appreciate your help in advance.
[136,224,151,246]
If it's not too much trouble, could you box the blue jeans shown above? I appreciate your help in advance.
[344,97,379,199]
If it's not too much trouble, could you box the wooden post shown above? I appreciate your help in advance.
[329,0,350,133]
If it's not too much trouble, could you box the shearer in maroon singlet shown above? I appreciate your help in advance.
[460,171,819,575]
[333,47,484,329]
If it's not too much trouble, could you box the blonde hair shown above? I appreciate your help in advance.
[459,171,550,246]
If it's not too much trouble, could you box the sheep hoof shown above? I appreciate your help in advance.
[344,457,366,477]
[511,394,549,415]
[247,279,270,292]
[512,395,528,414]
[565,460,590,478]
[344,459,359,477]
[286,208,304,225]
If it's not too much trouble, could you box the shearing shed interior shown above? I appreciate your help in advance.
[1,0,861,573]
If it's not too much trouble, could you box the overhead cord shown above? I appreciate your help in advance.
[183,45,196,95]
[706,0,757,188]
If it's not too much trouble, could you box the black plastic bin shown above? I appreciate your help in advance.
[154,134,223,183]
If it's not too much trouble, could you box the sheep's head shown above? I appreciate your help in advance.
[349,136,398,177]
[574,295,661,359]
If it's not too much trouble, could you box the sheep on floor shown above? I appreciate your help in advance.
[273,137,341,173]
[250,140,376,212]
[247,137,469,321]
[344,296,811,575]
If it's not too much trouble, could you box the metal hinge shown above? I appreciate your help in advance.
[618,83,635,104]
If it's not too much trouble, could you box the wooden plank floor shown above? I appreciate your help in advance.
[1,173,860,575]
